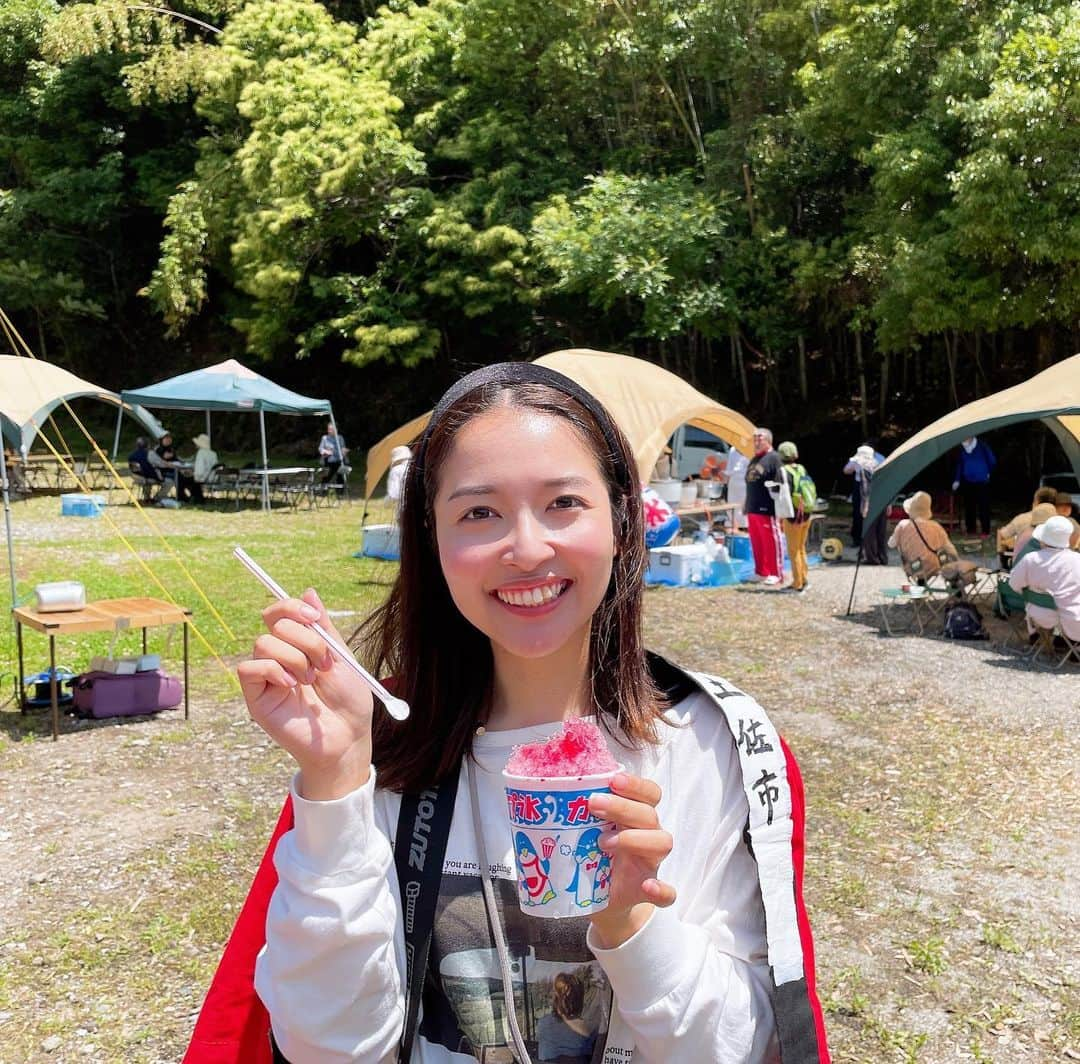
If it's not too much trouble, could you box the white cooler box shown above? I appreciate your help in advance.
[361,523,400,560]
[646,543,710,586]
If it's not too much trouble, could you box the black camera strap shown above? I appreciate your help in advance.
[393,769,461,1062]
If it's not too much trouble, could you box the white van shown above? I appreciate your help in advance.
[670,425,727,480]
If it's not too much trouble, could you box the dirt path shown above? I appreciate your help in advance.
[0,561,1076,1062]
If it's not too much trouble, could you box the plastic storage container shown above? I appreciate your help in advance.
[728,534,752,561]
[645,544,710,586]
[360,523,401,560]
[60,493,105,518]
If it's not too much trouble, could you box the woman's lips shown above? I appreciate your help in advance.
[492,579,571,609]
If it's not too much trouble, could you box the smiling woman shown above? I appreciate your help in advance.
[193,363,829,1064]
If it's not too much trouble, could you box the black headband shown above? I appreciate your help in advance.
[413,361,633,490]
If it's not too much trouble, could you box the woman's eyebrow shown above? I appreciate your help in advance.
[445,475,593,502]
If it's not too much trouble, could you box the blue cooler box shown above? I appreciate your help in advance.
[61,493,105,518]
[728,534,752,561]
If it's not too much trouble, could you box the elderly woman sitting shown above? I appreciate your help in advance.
[888,491,977,586]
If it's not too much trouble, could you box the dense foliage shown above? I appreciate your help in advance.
[2,0,1078,446]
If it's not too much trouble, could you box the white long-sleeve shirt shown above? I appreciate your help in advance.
[254,689,780,1063]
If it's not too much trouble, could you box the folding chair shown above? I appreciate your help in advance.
[1023,589,1080,668]
[992,576,1030,651]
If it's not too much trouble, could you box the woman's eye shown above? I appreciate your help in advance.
[462,506,496,521]
[550,495,586,511]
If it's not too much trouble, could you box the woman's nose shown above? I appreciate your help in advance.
[502,510,556,569]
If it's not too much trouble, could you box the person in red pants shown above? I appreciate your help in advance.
[744,428,785,584]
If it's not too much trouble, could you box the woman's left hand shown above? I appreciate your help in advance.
[587,772,676,948]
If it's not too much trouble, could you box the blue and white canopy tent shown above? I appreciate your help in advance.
[118,359,335,511]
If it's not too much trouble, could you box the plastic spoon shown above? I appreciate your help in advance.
[233,546,410,721]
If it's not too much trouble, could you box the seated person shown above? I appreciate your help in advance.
[997,503,1058,615]
[150,431,195,502]
[641,483,680,549]
[996,485,1057,555]
[1008,515,1080,644]
[887,490,976,586]
[1053,491,1080,548]
[128,436,164,498]
[190,433,219,504]
[1013,502,1059,556]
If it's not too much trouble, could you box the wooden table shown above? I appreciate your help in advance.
[13,597,192,740]
[675,500,742,530]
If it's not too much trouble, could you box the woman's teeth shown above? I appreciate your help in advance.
[496,582,567,608]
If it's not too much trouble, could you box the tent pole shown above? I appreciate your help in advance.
[206,410,212,446]
[112,405,123,459]
[1,444,16,611]
[845,551,862,616]
[259,408,269,512]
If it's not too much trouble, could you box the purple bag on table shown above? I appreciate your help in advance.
[72,670,182,719]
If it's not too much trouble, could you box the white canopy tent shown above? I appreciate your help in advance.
[0,355,160,610]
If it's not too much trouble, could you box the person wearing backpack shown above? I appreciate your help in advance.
[186,364,829,1064]
[778,441,815,593]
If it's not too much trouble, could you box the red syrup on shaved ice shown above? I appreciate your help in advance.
[505,718,619,778]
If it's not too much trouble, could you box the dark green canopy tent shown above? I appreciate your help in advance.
[867,353,1080,524]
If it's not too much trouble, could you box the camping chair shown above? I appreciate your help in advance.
[199,463,229,503]
[127,461,159,503]
[992,576,1030,651]
[931,491,961,533]
[1023,588,1080,668]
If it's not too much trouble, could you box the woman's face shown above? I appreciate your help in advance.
[433,405,617,663]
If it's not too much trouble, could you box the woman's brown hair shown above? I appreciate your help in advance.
[357,363,666,793]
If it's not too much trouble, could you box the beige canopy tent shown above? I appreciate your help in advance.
[866,352,1080,524]
[364,349,756,498]
[0,354,159,609]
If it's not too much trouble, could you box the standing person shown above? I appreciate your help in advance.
[845,441,885,547]
[952,435,996,536]
[318,422,347,485]
[386,444,411,516]
[843,445,887,565]
[188,363,828,1064]
[778,441,813,593]
[744,428,785,584]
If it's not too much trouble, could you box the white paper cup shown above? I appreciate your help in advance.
[502,768,619,919]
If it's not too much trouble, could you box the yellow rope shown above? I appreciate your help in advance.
[1,306,236,639]
[29,423,239,688]
[1,305,239,689]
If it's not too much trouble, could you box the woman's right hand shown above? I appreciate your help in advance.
[238,588,375,800]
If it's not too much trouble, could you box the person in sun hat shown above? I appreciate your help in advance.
[188,433,218,505]
[386,444,412,516]
[1008,515,1080,642]
[843,443,887,564]
[887,490,975,586]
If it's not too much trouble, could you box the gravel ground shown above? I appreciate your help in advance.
[0,550,1076,1063]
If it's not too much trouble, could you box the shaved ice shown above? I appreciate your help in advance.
[505,719,618,778]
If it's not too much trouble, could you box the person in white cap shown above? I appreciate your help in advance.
[386,444,411,518]
[1008,515,1080,643]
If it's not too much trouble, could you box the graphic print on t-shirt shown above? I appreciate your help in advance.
[420,870,611,1063]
